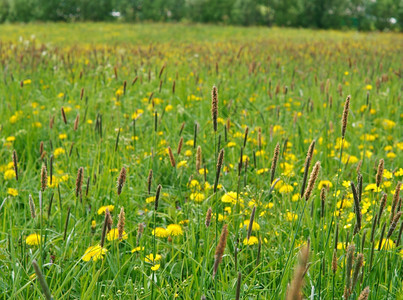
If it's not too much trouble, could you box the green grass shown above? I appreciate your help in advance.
[0,23,402,299]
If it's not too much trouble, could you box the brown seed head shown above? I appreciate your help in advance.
[270,143,280,184]
[300,140,315,197]
[12,150,18,181]
[196,146,202,172]
[205,207,212,227]
[376,159,384,187]
[341,95,351,139]
[286,245,309,300]
[118,207,125,240]
[168,146,176,167]
[61,107,67,124]
[304,161,321,201]
[75,167,84,198]
[177,137,184,155]
[211,86,218,132]
[155,184,162,211]
[214,149,225,193]
[147,169,153,195]
[358,287,370,300]
[387,211,402,239]
[213,224,228,278]
[41,164,47,192]
[74,114,79,131]
[117,167,127,196]
[331,248,337,274]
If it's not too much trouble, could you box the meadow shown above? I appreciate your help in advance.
[0,23,402,299]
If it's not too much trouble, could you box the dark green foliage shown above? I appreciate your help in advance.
[0,0,401,30]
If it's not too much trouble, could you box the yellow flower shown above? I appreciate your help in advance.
[285,212,298,222]
[4,169,16,180]
[167,224,183,236]
[240,220,260,231]
[145,253,162,263]
[190,192,205,202]
[365,84,372,90]
[146,196,156,203]
[59,133,67,140]
[97,205,115,215]
[227,142,236,148]
[199,168,208,175]
[365,184,381,192]
[106,228,128,241]
[91,220,96,230]
[318,180,333,190]
[6,136,16,142]
[221,191,238,204]
[131,246,144,253]
[377,239,395,250]
[32,122,42,128]
[151,264,160,271]
[82,245,107,262]
[184,150,192,157]
[57,92,64,98]
[23,79,32,85]
[152,227,169,238]
[177,160,188,168]
[53,147,65,158]
[7,188,18,196]
[243,236,259,246]
[279,184,294,194]
[165,105,173,112]
[26,234,41,246]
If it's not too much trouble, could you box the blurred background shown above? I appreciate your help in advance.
[0,0,401,31]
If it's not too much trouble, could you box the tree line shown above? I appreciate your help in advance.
[0,0,401,30]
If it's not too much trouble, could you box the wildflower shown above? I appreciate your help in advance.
[4,169,16,180]
[59,133,67,140]
[167,224,183,236]
[318,180,333,190]
[53,147,65,158]
[365,85,372,90]
[131,246,144,253]
[365,184,381,193]
[190,192,205,202]
[97,205,115,215]
[146,196,156,203]
[279,184,294,194]
[177,160,188,168]
[221,191,238,204]
[26,234,41,246]
[151,264,160,271]
[145,253,162,263]
[376,239,395,250]
[106,228,128,241]
[243,236,259,245]
[285,212,298,222]
[7,188,18,196]
[240,220,260,231]
[82,245,107,262]
[152,227,169,238]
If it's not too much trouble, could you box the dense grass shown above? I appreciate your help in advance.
[0,23,402,299]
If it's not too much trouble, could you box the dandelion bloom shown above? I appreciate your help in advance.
[152,227,169,238]
[167,224,183,236]
[146,196,156,203]
[107,228,128,241]
[26,234,41,246]
[243,236,259,246]
[221,191,238,204]
[82,245,107,262]
[145,253,162,263]
[151,264,160,271]
[285,212,298,222]
[53,147,66,158]
[190,192,205,202]
[377,239,395,250]
[4,169,16,180]
[131,246,144,253]
[7,188,18,197]
[240,220,260,231]
[97,205,115,215]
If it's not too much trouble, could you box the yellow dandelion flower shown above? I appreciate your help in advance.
[240,220,260,231]
[131,246,144,253]
[82,245,107,262]
[53,147,65,158]
[107,228,128,241]
[167,224,183,236]
[243,236,259,246]
[152,227,169,238]
[26,233,41,246]
[97,205,115,215]
[145,253,161,263]
[7,188,18,197]
[59,133,67,140]
[151,264,160,271]
[190,192,205,202]
[4,169,16,180]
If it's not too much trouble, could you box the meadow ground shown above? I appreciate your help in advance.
[0,23,402,299]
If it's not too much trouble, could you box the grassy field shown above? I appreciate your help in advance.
[0,23,402,299]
